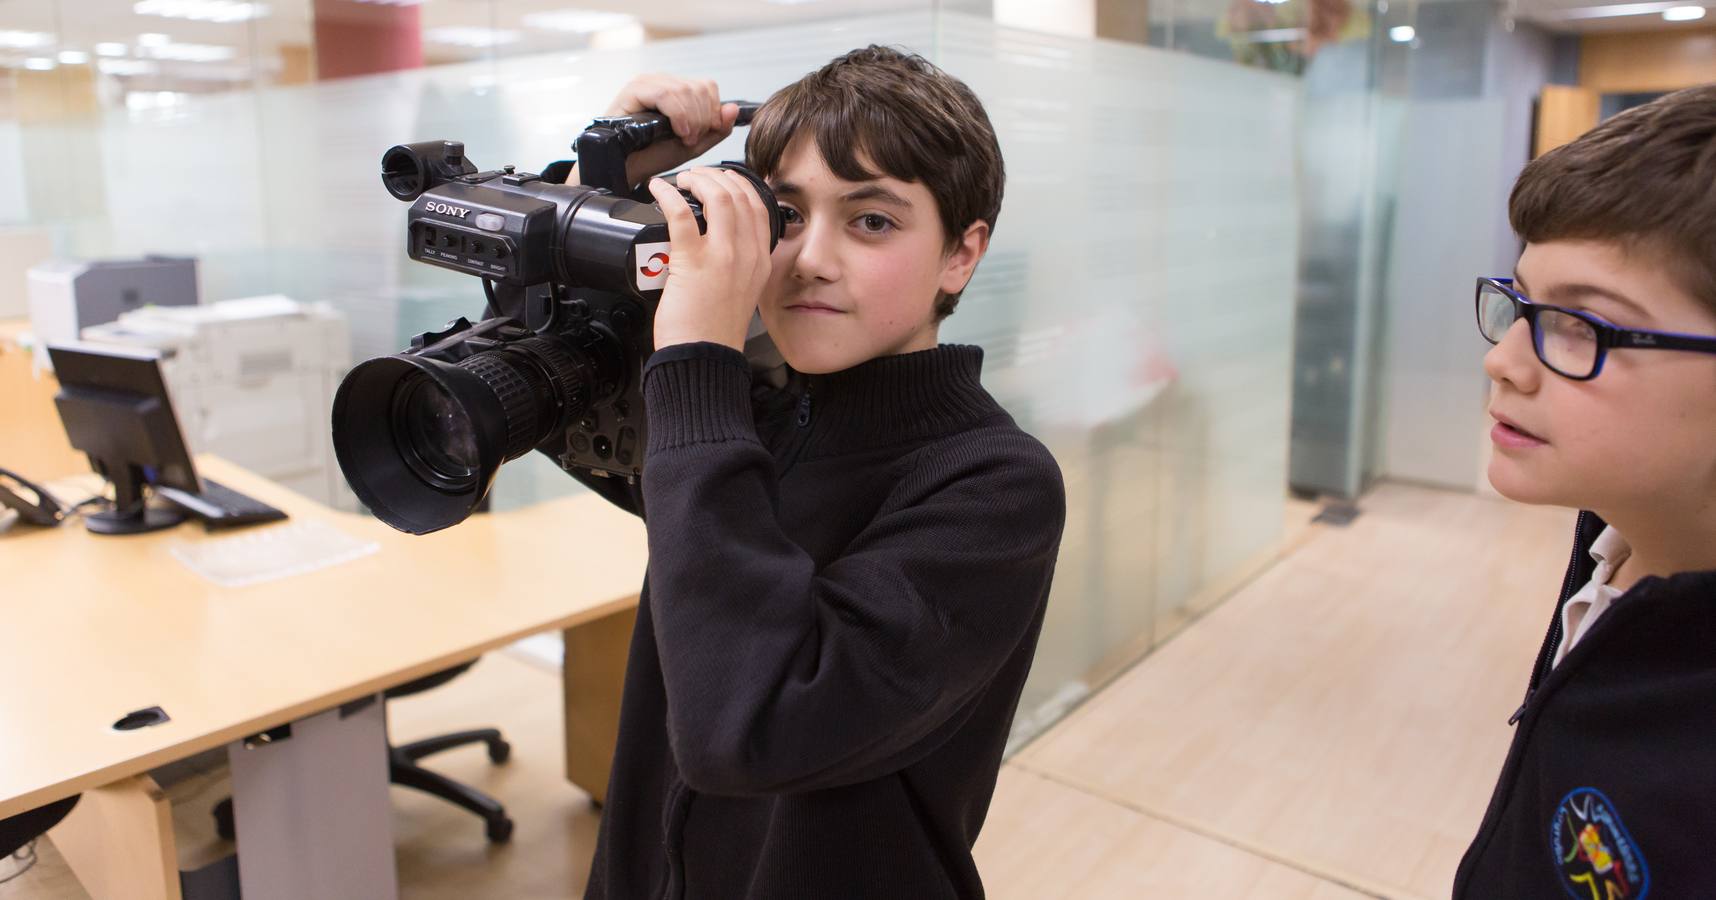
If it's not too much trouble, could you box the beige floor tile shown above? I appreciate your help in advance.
[1022,482,1573,899]
[977,767,1371,899]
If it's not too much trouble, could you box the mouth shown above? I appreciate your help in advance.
[783,302,847,315]
[1490,411,1548,449]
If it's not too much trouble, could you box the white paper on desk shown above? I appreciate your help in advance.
[169,519,378,588]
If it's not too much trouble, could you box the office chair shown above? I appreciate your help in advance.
[1,795,79,859]
[213,659,515,843]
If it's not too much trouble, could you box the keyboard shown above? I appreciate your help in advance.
[156,478,289,530]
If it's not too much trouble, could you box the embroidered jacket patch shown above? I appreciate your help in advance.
[1551,788,1649,900]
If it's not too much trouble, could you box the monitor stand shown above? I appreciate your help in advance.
[84,463,186,536]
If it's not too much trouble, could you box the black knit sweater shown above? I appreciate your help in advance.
[1454,511,1716,897]
[579,341,1066,900]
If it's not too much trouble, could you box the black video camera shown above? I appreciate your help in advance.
[332,104,782,534]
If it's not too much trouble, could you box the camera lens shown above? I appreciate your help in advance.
[395,376,480,489]
[332,332,616,534]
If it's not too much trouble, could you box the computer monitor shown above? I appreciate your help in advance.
[47,342,199,535]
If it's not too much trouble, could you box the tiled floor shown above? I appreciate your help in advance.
[997,483,1572,899]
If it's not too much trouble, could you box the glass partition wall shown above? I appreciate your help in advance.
[0,0,1349,749]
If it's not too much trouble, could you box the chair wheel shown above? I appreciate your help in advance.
[486,815,514,843]
[213,801,235,841]
[487,739,512,765]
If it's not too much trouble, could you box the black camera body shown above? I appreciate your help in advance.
[332,106,780,534]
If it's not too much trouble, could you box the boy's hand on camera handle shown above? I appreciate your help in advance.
[648,168,773,352]
[608,74,741,187]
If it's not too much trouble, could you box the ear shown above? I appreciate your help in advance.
[939,220,991,297]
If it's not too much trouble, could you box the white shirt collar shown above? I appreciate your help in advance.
[1552,526,1632,667]
[1589,525,1631,575]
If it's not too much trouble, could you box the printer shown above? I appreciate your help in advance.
[27,256,199,368]
[81,296,355,511]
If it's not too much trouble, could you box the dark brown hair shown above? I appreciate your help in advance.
[745,45,1005,319]
[1510,83,1716,313]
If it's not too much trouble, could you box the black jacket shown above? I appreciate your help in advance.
[1454,511,1716,898]
[577,342,1066,900]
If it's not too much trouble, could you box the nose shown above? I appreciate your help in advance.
[790,218,840,284]
[1483,317,1541,394]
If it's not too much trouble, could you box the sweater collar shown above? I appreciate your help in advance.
[790,344,1001,457]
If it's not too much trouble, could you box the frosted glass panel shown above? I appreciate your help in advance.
[6,8,1299,749]
[933,16,1298,740]
[37,12,940,511]
[1374,98,1505,491]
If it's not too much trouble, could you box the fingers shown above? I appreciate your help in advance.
[615,74,723,147]
[688,80,723,146]
[671,81,713,146]
[709,169,770,259]
[675,170,724,244]
[725,168,773,258]
[710,168,772,281]
[708,169,770,261]
[666,168,772,275]
[646,176,699,247]
[693,80,718,141]
[686,102,741,158]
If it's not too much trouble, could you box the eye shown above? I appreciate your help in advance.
[855,213,894,234]
[1545,311,1597,342]
[778,206,803,226]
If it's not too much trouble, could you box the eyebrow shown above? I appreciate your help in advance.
[768,180,913,209]
[1548,282,1652,322]
[841,185,913,208]
[1516,271,1647,322]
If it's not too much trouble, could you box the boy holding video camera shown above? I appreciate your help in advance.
[574,47,1066,899]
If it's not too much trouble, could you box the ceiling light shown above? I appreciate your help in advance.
[96,42,129,56]
[0,30,55,49]
[1229,27,1309,43]
[424,27,521,48]
[138,33,171,47]
[168,64,249,81]
[1546,1,1690,18]
[523,10,639,32]
[1663,5,1707,18]
[134,0,268,23]
[142,41,235,62]
[589,23,646,49]
[98,58,160,75]
[126,91,188,111]
[23,57,56,70]
[1389,24,1417,41]
[58,50,90,64]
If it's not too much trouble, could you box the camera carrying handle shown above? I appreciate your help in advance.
[574,100,761,194]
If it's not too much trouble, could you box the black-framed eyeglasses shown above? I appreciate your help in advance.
[1475,277,1716,381]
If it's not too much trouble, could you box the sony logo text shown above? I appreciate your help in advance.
[426,202,472,218]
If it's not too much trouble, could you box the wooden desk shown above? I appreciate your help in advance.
[0,317,88,479]
[0,456,646,898]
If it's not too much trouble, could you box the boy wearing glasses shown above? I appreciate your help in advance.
[1455,84,1716,897]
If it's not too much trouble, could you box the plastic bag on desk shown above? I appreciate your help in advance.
[169,519,378,588]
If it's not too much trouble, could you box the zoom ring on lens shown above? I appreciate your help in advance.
[513,336,593,429]
[459,353,541,460]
